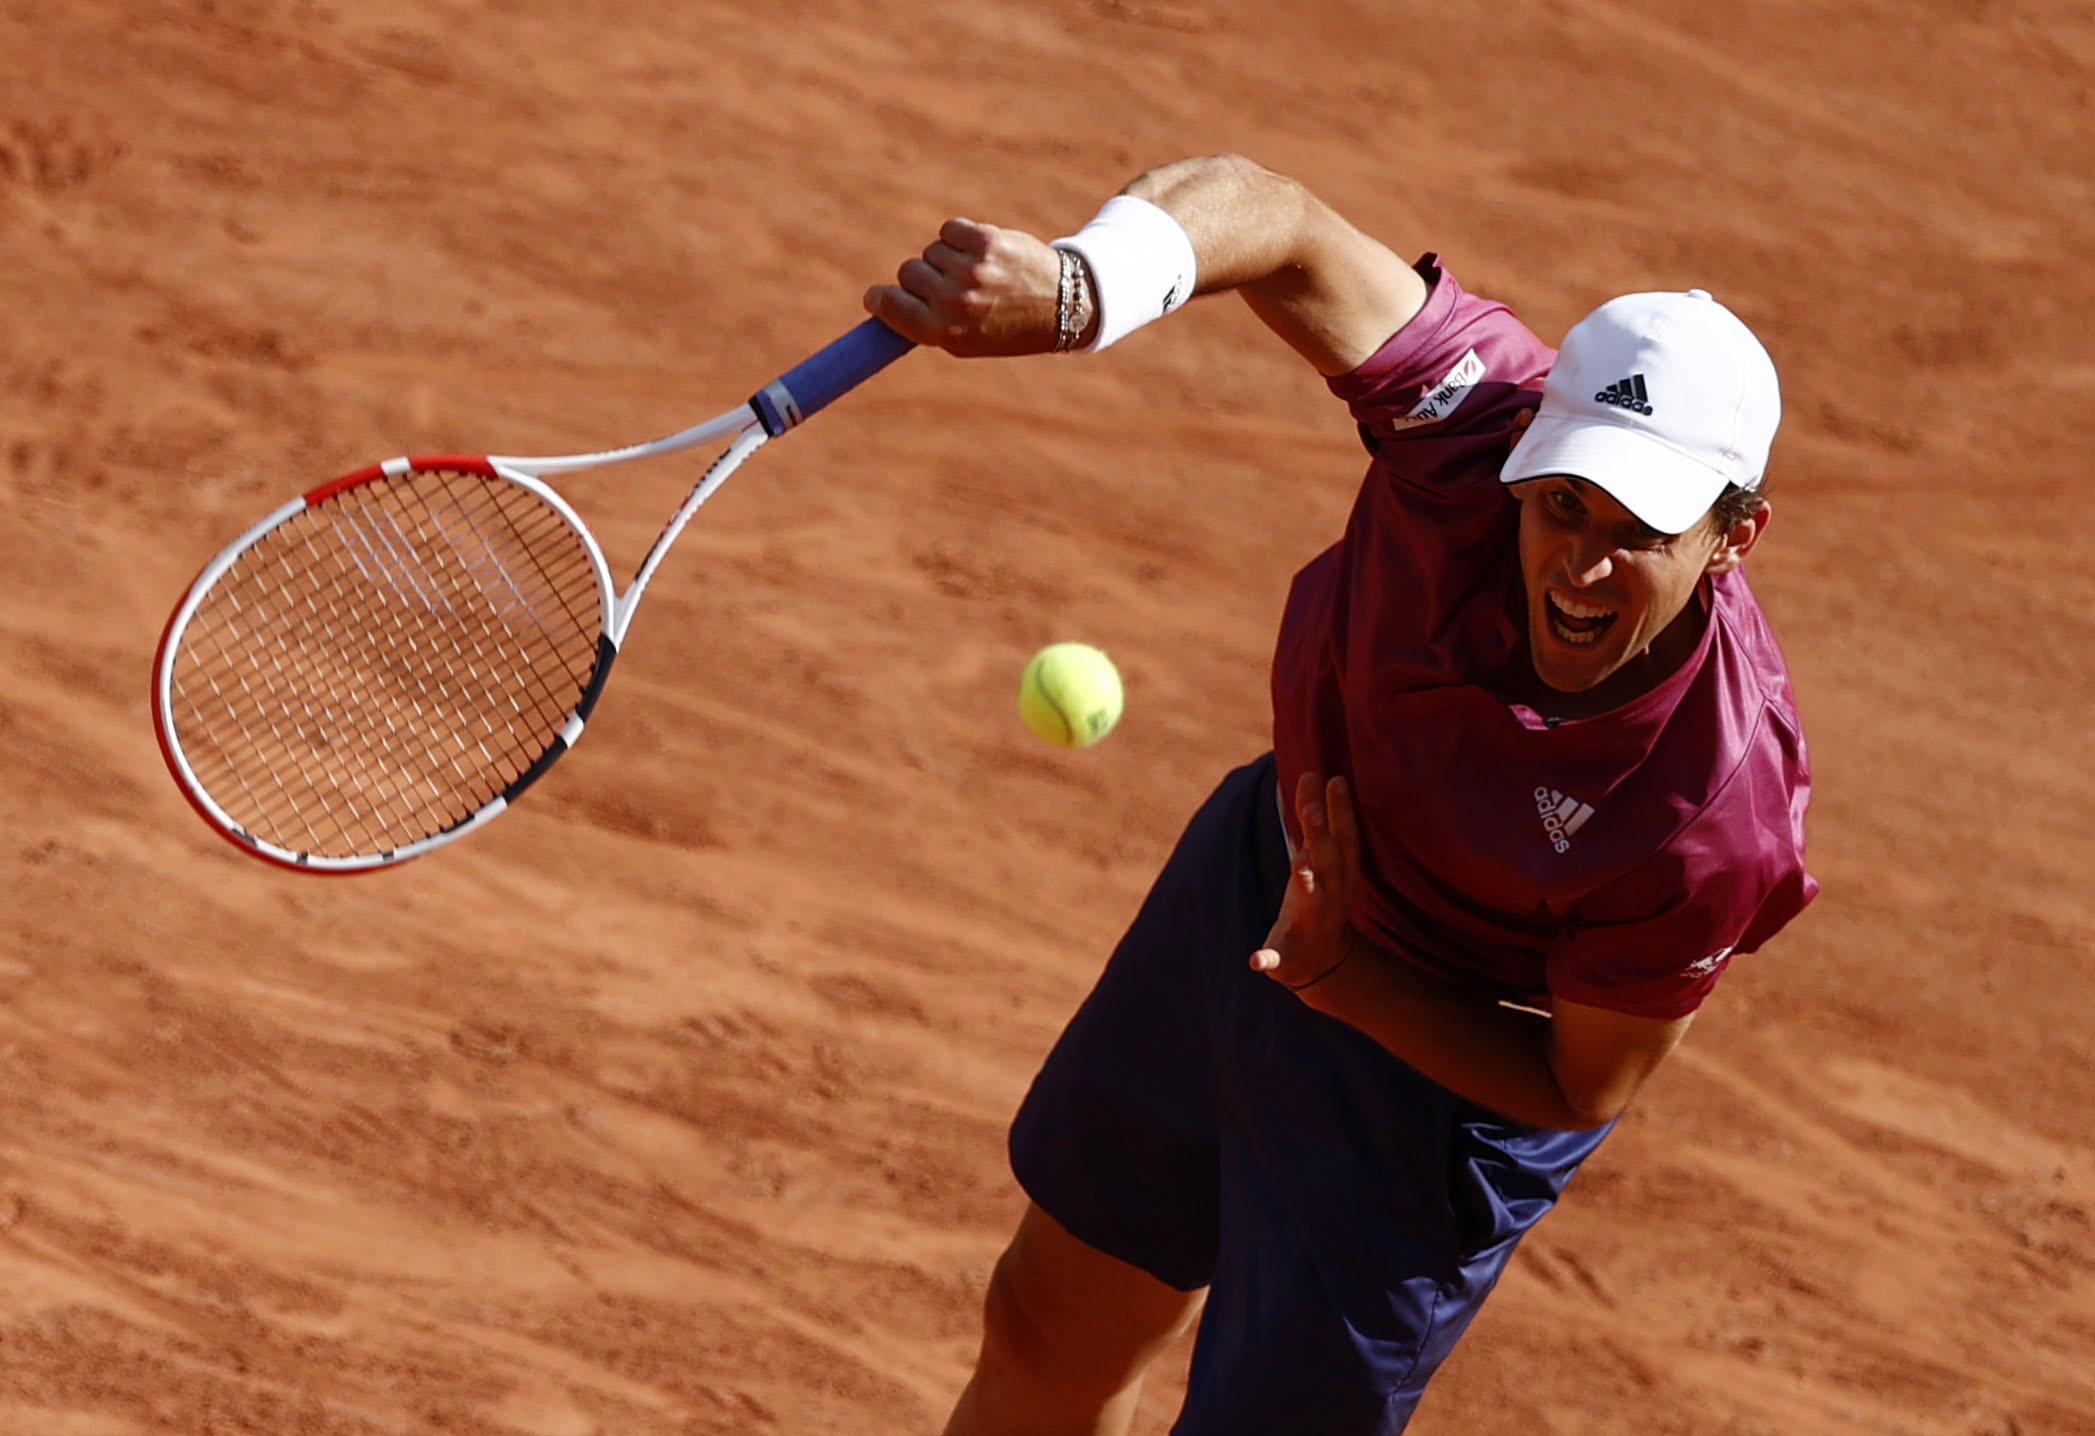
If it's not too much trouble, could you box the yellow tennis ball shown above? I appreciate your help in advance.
[1018,642,1124,748]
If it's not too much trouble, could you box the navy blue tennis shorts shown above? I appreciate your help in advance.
[1010,753,1615,1434]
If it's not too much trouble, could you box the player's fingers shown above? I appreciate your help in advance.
[938,216,997,256]
[1323,775,1360,881]
[862,282,938,338]
[1250,914,1288,973]
[1252,856,1310,967]
[1296,770,1348,880]
[896,254,960,301]
[1291,769,1323,837]
[922,237,978,276]
[885,256,983,340]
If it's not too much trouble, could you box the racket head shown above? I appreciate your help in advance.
[152,457,619,872]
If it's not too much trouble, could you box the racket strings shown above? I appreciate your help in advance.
[168,467,606,858]
[184,479,596,852]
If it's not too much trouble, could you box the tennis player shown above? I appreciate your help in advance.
[865,153,1815,1435]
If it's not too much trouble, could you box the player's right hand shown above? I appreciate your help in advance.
[1252,771,1362,992]
[864,218,1062,357]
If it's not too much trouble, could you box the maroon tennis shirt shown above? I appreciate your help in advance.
[1270,258,1815,1020]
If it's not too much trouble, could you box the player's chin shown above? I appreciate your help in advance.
[1528,618,1628,693]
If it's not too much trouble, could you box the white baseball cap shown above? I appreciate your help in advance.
[1500,288,1781,534]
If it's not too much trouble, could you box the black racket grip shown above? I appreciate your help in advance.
[750,319,915,436]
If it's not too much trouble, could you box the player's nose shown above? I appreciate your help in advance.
[1563,539,1614,587]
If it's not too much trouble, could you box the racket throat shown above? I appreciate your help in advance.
[608,426,768,644]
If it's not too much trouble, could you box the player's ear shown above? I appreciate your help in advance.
[1704,500,1769,576]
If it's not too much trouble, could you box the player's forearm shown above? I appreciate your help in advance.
[1293,940,1601,1130]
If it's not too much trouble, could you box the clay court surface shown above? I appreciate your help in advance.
[3,1,2092,1431]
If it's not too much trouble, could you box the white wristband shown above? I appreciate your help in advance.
[1051,194,1198,352]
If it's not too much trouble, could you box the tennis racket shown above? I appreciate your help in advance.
[152,317,914,874]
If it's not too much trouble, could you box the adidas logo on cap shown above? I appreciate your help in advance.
[1594,374,1652,415]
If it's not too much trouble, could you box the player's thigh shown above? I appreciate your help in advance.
[983,1201,1206,1387]
[1009,753,1284,1293]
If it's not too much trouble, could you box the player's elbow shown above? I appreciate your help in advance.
[1544,1007,1695,1130]
[1557,1089,1632,1131]
[1123,153,1303,227]
[1548,1067,1643,1131]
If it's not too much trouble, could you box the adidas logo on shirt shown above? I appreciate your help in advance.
[1534,787,1595,854]
[1594,374,1653,415]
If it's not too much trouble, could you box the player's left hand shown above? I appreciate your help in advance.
[1252,770,1361,991]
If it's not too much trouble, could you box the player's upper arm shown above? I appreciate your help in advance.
[1544,998,1696,1129]
[1237,202,1428,377]
[1123,155,1428,377]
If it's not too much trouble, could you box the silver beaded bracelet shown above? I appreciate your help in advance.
[1053,247,1080,352]
[1050,195,1198,353]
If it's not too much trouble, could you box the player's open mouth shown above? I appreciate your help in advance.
[1545,591,1616,647]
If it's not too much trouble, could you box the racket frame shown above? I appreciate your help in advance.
[152,319,908,873]
[152,457,625,873]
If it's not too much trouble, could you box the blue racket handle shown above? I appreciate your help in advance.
[750,319,915,437]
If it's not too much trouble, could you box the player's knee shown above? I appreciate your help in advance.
[980,1241,1140,1409]
[971,1203,1205,1415]
[978,1233,1192,1412]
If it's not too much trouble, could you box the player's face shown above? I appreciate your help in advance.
[1513,476,1756,698]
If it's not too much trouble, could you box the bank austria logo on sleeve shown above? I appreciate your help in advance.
[1390,347,1487,430]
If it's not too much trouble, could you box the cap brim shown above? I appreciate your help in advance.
[1500,413,1730,535]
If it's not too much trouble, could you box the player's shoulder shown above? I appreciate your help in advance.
[1656,576,1811,872]
[1326,256,1554,443]
[1705,569,1806,734]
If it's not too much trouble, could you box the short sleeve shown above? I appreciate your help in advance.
[1325,256,1555,458]
[1546,806,1816,1021]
